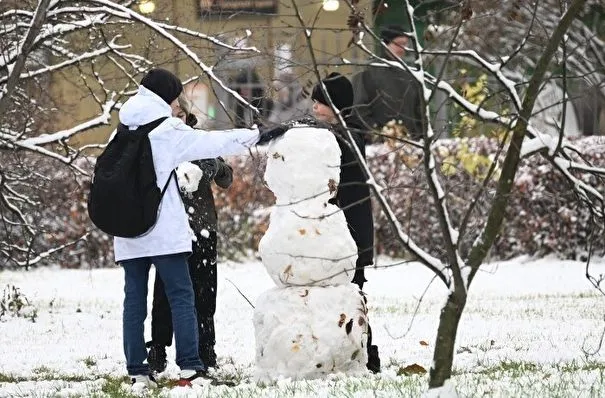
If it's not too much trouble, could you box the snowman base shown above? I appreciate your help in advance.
[253,284,369,381]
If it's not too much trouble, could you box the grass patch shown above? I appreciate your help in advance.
[2,361,605,397]
[96,376,163,398]
[82,356,97,368]
[0,372,25,383]
[557,360,605,373]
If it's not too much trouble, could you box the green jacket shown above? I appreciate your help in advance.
[352,62,424,140]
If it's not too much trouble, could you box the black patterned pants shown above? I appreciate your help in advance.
[150,231,218,352]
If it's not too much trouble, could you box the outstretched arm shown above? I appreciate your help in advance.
[169,118,259,167]
[214,157,233,189]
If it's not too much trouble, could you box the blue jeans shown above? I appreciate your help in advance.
[121,253,204,375]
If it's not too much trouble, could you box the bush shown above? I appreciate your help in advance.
[370,136,605,261]
[11,136,605,268]
[0,284,37,322]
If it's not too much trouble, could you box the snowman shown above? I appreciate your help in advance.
[253,125,370,381]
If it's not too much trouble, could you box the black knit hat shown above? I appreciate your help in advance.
[311,72,353,112]
[140,68,183,105]
[380,25,407,44]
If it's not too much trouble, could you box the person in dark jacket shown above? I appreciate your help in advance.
[146,96,233,373]
[311,72,374,286]
[352,25,424,141]
[310,72,380,373]
[233,69,273,128]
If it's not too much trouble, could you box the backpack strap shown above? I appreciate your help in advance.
[160,170,176,198]
[135,116,169,133]
[134,116,174,198]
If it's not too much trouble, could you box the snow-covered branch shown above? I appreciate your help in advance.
[85,0,260,115]
[0,0,52,112]
[402,0,465,287]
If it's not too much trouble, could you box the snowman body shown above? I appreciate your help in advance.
[254,127,369,380]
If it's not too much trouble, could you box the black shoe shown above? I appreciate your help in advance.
[147,343,167,374]
[367,344,381,373]
[200,346,217,368]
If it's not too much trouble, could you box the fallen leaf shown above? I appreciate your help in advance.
[315,228,321,235]
[298,228,306,235]
[328,178,337,194]
[291,344,300,352]
[338,313,346,327]
[398,363,427,376]
[420,340,429,346]
[272,152,281,159]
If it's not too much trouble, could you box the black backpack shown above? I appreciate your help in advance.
[87,117,175,238]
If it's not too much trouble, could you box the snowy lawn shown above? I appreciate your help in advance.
[1,256,604,397]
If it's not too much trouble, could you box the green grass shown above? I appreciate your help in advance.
[96,376,163,398]
[2,361,605,397]
[0,373,25,383]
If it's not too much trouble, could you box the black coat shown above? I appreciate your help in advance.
[330,115,374,269]
[180,158,233,234]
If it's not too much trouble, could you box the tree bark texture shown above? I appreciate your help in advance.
[429,289,467,388]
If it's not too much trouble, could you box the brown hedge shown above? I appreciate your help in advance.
[12,136,605,268]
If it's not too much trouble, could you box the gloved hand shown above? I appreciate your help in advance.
[257,124,288,145]
[213,157,234,188]
[352,268,367,290]
[185,113,198,128]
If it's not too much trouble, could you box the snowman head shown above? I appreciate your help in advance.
[264,127,341,204]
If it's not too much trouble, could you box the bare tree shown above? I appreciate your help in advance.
[283,0,605,390]
[350,0,604,390]
[1,0,604,393]
[0,0,261,268]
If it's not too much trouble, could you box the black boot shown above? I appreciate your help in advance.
[366,324,381,373]
[146,342,167,374]
[367,344,381,373]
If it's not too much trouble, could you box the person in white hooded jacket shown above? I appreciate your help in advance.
[114,68,284,389]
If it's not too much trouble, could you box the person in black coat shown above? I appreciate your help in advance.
[310,72,374,289]
[146,96,234,373]
[310,72,380,373]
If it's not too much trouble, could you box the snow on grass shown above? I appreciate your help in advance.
[1,256,604,397]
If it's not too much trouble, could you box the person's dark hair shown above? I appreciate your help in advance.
[311,72,354,112]
[380,25,407,44]
[140,68,183,105]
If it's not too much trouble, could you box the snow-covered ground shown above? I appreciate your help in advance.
[1,256,604,397]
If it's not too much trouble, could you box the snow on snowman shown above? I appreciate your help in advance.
[253,124,370,381]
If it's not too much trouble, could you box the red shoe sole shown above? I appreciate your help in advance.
[176,379,192,387]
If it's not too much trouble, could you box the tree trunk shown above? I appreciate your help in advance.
[429,290,467,388]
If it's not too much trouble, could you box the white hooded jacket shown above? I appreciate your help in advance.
[113,86,259,262]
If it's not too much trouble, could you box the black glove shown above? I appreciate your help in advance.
[185,113,198,128]
[352,268,367,290]
[257,125,288,145]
